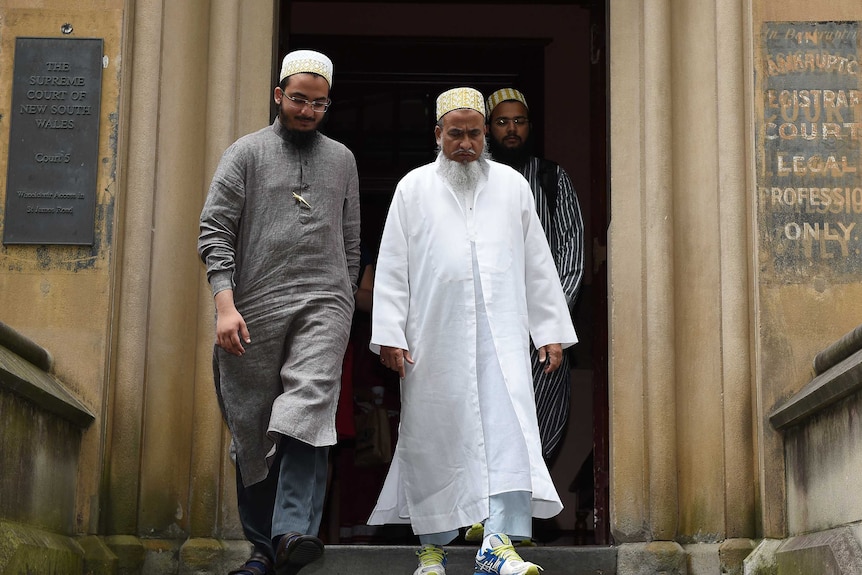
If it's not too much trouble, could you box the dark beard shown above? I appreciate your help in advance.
[277,105,327,149]
[488,135,532,170]
[285,128,317,149]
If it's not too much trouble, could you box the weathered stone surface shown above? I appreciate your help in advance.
[78,535,118,575]
[744,539,780,575]
[784,390,862,534]
[141,538,180,575]
[685,543,720,575]
[0,388,82,533]
[179,538,223,575]
[770,348,862,431]
[720,538,755,575]
[104,535,145,575]
[0,321,52,372]
[0,521,84,575]
[776,526,862,575]
[617,541,687,575]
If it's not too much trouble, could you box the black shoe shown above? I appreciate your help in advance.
[228,549,274,575]
[274,532,324,575]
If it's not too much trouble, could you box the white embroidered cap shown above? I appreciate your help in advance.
[279,49,334,87]
[436,87,486,121]
[486,88,529,115]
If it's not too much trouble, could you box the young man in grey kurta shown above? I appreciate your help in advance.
[198,50,359,575]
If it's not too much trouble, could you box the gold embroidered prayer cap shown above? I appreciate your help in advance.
[279,49,334,88]
[486,88,529,115]
[435,87,486,121]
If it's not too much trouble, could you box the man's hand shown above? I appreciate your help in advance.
[537,343,563,374]
[215,290,250,356]
[379,345,414,378]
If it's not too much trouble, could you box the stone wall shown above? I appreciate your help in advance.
[0,321,95,572]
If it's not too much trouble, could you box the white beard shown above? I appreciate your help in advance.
[436,150,489,199]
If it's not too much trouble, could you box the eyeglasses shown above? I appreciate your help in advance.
[283,94,332,113]
[493,116,529,127]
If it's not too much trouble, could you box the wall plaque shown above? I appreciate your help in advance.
[3,37,103,245]
[756,22,862,283]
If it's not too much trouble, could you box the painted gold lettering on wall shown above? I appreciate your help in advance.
[757,22,862,282]
[3,37,103,245]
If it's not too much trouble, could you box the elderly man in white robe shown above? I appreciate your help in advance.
[369,87,576,575]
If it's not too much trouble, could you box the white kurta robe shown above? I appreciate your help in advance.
[368,157,577,535]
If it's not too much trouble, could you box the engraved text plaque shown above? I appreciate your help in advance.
[3,37,103,245]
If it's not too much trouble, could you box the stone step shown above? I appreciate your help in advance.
[298,544,617,575]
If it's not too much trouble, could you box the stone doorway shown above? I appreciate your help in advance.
[279,0,610,547]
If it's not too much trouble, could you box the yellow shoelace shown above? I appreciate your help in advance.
[490,541,523,562]
[417,545,446,566]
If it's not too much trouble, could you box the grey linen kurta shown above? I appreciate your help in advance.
[198,119,360,487]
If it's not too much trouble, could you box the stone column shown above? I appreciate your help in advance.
[714,0,756,540]
[107,0,274,540]
[609,0,756,560]
[609,0,678,543]
[105,0,164,535]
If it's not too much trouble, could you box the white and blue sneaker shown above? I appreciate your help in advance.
[466,523,535,547]
[474,533,542,575]
[414,544,447,575]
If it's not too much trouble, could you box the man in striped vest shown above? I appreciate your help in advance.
[486,88,586,464]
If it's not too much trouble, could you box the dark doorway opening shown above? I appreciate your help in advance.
[282,35,548,257]
[279,0,610,547]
